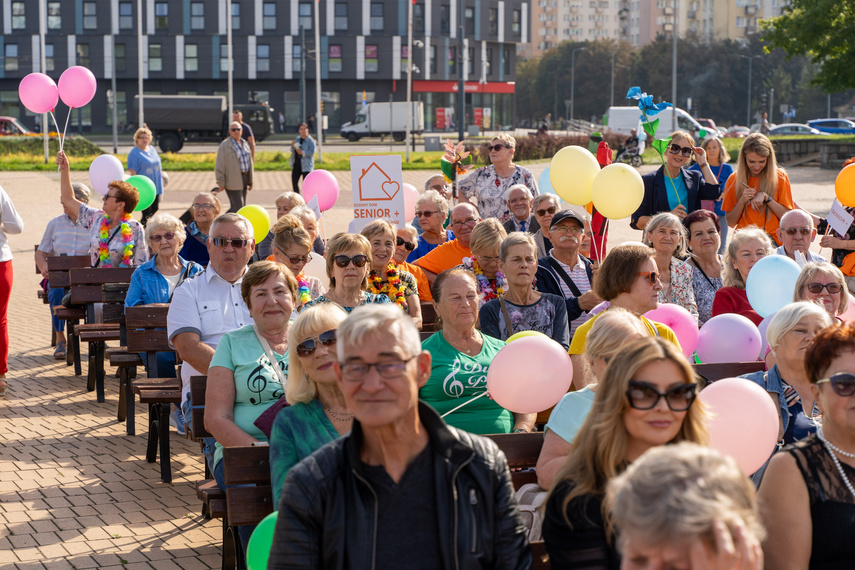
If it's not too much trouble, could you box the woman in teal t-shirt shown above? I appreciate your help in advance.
[420,269,536,434]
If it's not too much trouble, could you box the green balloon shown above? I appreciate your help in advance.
[126,174,156,212]
[246,511,278,570]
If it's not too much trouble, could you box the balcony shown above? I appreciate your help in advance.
[664,7,673,15]
[663,22,673,32]
[688,9,696,19]
[746,5,757,15]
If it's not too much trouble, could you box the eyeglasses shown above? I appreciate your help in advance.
[816,373,855,397]
[450,218,478,229]
[551,225,583,235]
[415,210,438,219]
[476,254,500,264]
[295,330,337,357]
[192,203,215,211]
[487,144,510,152]
[102,194,118,202]
[210,237,251,248]
[782,227,812,237]
[396,237,416,251]
[668,144,694,158]
[626,381,698,411]
[277,247,312,265]
[429,185,446,192]
[230,128,241,132]
[150,232,175,243]
[806,282,843,294]
[536,206,558,217]
[339,355,417,381]
[637,271,660,285]
[333,254,368,268]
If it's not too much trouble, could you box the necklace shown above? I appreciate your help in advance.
[368,262,408,310]
[98,213,134,267]
[443,329,480,355]
[464,257,506,304]
[818,426,855,458]
[817,427,855,499]
[295,272,312,305]
[323,404,353,422]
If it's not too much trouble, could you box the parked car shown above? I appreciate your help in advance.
[696,118,718,132]
[806,118,855,135]
[0,116,30,135]
[724,126,750,138]
[768,123,829,136]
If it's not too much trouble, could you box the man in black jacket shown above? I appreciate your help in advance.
[268,304,532,570]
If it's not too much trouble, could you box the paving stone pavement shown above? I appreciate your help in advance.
[0,163,837,568]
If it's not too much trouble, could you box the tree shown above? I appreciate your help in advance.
[761,0,855,92]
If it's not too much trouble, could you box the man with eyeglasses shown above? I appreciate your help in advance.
[775,209,825,263]
[413,203,481,284]
[215,121,254,213]
[532,194,560,258]
[267,304,531,570]
[167,212,254,450]
[502,184,540,235]
[422,173,451,200]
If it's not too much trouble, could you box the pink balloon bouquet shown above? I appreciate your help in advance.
[58,66,97,109]
[303,169,340,212]
[19,73,59,114]
[644,304,699,358]
[696,313,762,364]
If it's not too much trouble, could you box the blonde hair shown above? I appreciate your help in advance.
[493,133,516,150]
[734,133,783,201]
[286,304,348,405]
[469,218,507,257]
[360,219,396,242]
[275,191,306,210]
[133,124,153,144]
[585,309,648,364]
[190,192,222,219]
[722,227,775,288]
[271,214,313,253]
[793,262,849,316]
[668,130,693,148]
[643,212,689,259]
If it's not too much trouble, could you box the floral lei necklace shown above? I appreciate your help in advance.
[464,257,507,303]
[368,262,408,310]
[98,213,134,268]
[295,272,312,305]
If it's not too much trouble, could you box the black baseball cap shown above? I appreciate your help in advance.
[549,210,585,230]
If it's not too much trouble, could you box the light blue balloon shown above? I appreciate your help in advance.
[539,167,557,196]
[745,255,802,318]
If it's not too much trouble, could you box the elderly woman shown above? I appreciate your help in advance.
[454,218,508,306]
[536,308,648,490]
[631,129,721,231]
[532,193,560,258]
[256,191,307,260]
[479,232,569,349]
[179,191,222,266]
[420,269,536,434]
[759,321,855,568]
[269,303,348,506]
[543,337,708,569]
[302,233,391,313]
[711,227,775,326]
[794,261,849,320]
[290,205,325,255]
[360,220,422,328]
[127,125,164,225]
[394,224,432,302]
[269,215,324,307]
[57,150,148,268]
[683,209,724,325]
[409,189,453,261]
[689,136,733,253]
[643,212,699,322]
[606,443,765,570]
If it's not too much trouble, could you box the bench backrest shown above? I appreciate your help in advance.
[421,301,439,332]
[125,304,171,374]
[222,446,274,526]
[693,361,765,386]
[487,432,544,489]
[69,267,135,304]
[46,255,91,288]
[189,375,213,440]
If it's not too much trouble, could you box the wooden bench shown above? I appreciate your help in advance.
[420,301,439,333]
[693,361,766,387]
[190,375,227,519]
[46,254,91,371]
[34,245,56,347]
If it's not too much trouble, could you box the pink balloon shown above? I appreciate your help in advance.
[18,73,58,114]
[58,66,97,108]
[839,294,855,322]
[696,313,762,364]
[757,311,776,357]
[403,183,419,222]
[588,301,610,319]
[486,336,573,414]
[303,170,340,211]
[698,377,780,475]
[644,304,699,358]
[88,154,125,196]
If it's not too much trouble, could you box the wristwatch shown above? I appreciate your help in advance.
[763,194,772,204]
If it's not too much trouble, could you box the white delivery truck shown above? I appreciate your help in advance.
[340,101,425,142]
[606,106,704,138]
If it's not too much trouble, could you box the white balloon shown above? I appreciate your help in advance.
[88,155,125,196]
[303,255,329,291]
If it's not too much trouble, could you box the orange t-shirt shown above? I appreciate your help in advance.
[722,170,793,245]
[413,238,471,275]
[398,261,433,302]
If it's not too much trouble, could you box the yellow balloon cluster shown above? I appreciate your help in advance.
[549,146,600,206]
[835,163,855,207]
[237,205,271,243]
[591,164,645,220]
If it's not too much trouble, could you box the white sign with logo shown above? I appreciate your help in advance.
[347,155,406,233]
[827,198,854,237]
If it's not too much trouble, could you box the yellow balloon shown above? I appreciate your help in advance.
[549,146,600,206]
[591,163,645,220]
[506,330,549,343]
[835,163,855,207]
[237,204,271,243]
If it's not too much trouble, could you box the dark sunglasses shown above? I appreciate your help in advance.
[806,282,843,294]
[637,271,659,285]
[277,248,312,265]
[296,329,337,357]
[782,228,812,236]
[626,381,698,411]
[150,232,175,243]
[816,373,855,397]
[415,210,438,218]
[230,127,241,132]
[487,144,509,152]
[334,254,368,268]
[210,237,251,248]
[396,237,416,251]
[668,144,693,158]
[536,206,557,217]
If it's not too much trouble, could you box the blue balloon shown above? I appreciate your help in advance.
[745,255,802,318]
[539,167,557,196]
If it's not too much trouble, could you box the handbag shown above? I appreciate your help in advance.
[250,324,290,437]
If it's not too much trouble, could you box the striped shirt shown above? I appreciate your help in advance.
[38,214,91,257]
[231,137,252,173]
[549,251,592,336]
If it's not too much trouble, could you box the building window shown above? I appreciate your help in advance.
[414,4,424,33]
[489,8,498,34]
[365,45,378,72]
[48,2,61,29]
[191,2,204,29]
[119,2,133,30]
[155,2,168,29]
[1,91,21,117]
[231,3,240,29]
[185,44,198,72]
[329,45,342,72]
[467,47,474,74]
[263,3,276,30]
[401,45,409,73]
[149,43,162,72]
[429,45,437,74]
[513,10,521,34]
[11,2,25,30]
[299,3,312,29]
[335,3,348,30]
[115,43,126,72]
[485,48,492,75]
[465,7,474,34]
[257,45,270,72]
[370,3,384,31]
[293,44,302,73]
[503,47,511,75]
[220,45,230,72]
[440,5,450,33]
[83,2,97,29]
[448,47,456,75]
[4,45,18,71]
[45,44,55,72]
[76,43,89,66]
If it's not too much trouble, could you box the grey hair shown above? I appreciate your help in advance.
[767,301,834,355]
[722,227,775,288]
[416,189,450,222]
[144,213,186,248]
[499,231,537,262]
[397,223,418,241]
[290,205,318,223]
[779,208,815,231]
[275,191,306,210]
[423,174,446,192]
[505,183,532,202]
[71,182,91,204]
[336,303,422,361]
[794,262,849,315]
[643,212,689,259]
[585,308,649,363]
[532,193,559,210]
[211,212,253,240]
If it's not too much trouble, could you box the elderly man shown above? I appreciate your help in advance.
[167,212,254,439]
[503,184,540,234]
[775,209,825,263]
[267,304,531,570]
[232,110,255,159]
[423,173,451,200]
[414,203,481,284]
[458,134,538,222]
[532,194,560,258]
[534,210,600,337]
[216,122,254,212]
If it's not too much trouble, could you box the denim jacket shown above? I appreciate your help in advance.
[742,365,788,439]
[125,255,203,307]
[289,135,316,172]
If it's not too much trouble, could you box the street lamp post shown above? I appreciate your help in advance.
[570,47,585,122]
[405,0,414,162]
[739,54,759,126]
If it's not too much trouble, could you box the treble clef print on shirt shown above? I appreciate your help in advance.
[442,355,489,398]
[246,355,286,405]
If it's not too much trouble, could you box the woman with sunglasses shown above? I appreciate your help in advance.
[643,212,699,323]
[543,336,708,569]
[180,191,222,266]
[794,262,849,321]
[394,224,433,302]
[420,268,535,434]
[712,227,775,326]
[454,219,508,307]
[630,130,721,231]
[722,133,794,245]
[302,233,391,313]
[269,214,324,308]
[409,189,454,262]
[269,303,348,507]
[360,220,422,329]
[758,321,855,568]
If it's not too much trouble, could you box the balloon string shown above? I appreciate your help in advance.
[50,111,61,171]
[60,108,72,154]
[440,391,489,418]
[818,224,832,256]
[586,212,599,262]
[320,211,327,244]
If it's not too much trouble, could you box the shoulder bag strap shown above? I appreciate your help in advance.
[499,298,514,335]
[690,257,716,290]
[167,263,195,302]
[252,324,288,386]
[546,257,583,297]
